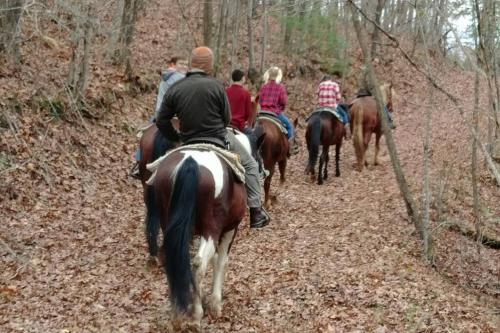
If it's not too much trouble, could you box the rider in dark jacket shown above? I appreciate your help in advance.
[156,46,270,228]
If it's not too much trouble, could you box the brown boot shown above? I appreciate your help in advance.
[288,139,299,156]
[345,125,351,140]
[249,207,270,228]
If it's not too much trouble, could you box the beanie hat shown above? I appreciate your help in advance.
[190,46,214,73]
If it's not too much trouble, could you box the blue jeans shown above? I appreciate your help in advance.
[134,148,141,162]
[277,113,293,139]
[336,104,350,124]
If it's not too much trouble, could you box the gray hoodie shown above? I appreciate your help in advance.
[154,69,185,117]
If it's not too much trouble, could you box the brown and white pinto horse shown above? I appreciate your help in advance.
[254,115,298,209]
[349,84,394,172]
[305,111,345,184]
[148,147,247,323]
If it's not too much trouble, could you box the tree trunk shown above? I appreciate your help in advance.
[203,0,213,47]
[0,0,24,65]
[348,0,434,262]
[370,0,385,58]
[283,0,294,54]
[260,0,267,73]
[230,0,241,73]
[214,0,227,77]
[247,0,255,70]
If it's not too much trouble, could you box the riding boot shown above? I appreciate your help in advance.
[288,138,299,156]
[249,207,270,228]
[345,124,352,140]
[129,162,140,180]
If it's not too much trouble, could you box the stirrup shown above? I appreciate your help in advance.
[129,163,140,180]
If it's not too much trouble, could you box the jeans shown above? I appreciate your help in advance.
[277,113,293,139]
[226,132,262,208]
[336,104,350,124]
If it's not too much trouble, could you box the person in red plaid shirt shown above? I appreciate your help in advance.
[258,66,298,155]
[316,75,351,139]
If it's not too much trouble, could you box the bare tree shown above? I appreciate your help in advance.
[0,0,24,65]
[214,0,227,77]
[247,0,255,70]
[260,0,268,73]
[115,0,140,80]
[230,0,241,73]
[348,0,434,262]
[203,0,213,47]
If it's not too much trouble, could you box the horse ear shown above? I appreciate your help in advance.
[256,132,266,149]
[293,117,299,128]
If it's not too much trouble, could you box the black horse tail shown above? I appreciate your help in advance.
[145,130,176,257]
[307,114,321,173]
[163,156,199,313]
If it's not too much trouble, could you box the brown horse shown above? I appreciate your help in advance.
[305,110,345,184]
[349,84,394,172]
[254,115,298,208]
[147,147,247,322]
[137,123,177,262]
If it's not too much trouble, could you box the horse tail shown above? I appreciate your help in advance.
[144,130,175,257]
[307,114,321,172]
[163,156,199,313]
[145,185,159,257]
[352,103,365,168]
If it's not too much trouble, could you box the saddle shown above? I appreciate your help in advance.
[257,111,287,135]
[305,106,343,123]
[146,143,246,185]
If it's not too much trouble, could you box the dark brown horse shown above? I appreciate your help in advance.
[147,147,247,322]
[305,110,345,184]
[254,115,298,209]
[349,84,394,172]
[137,123,177,262]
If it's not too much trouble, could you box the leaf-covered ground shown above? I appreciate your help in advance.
[1,1,498,332]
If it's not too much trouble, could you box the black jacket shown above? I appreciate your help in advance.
[156,70,230,147]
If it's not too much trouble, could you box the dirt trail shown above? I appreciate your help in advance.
[1,112,497,332]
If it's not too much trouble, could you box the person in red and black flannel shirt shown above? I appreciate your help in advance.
[258,66,298,155]
[226,69,253,134]
[316,74,351,139]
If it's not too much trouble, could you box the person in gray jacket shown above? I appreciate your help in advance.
[129,56,188,178]
[156,46,270,228]
[154,56,188,119]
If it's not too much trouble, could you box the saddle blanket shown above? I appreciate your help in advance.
[305,106,342,123]
[146,143,246,185]
[258,111,287,135]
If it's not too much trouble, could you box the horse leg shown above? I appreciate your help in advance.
[323,146,330,180]
[278,159,287,184]
[363,132,372,167]
[192,235,216,322]
[264,169,274,209]
[318,150,324,185]
[208,229,236,317]
[374,132,382,166]
[335,142,341,177]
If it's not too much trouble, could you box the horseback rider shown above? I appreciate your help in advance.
[156,46,270,229]
[258,66,299,155]
[226,69,253,134]
[316,74,351,139]
[356,58,395,129]
[129,55,188,179]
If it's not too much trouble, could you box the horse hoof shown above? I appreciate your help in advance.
[146,255,158,269]
[207,296,222,317]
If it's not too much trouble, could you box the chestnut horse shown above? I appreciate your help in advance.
[147,146,247,322]
[305,111,345,184]
[349,84,394,172]
[254,115,298,208]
